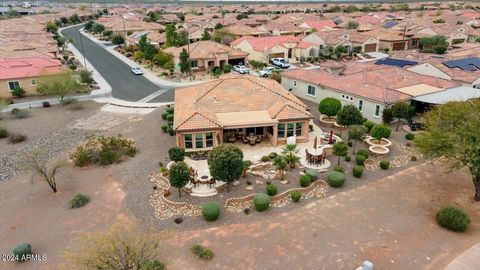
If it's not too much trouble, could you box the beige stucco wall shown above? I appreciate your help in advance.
[0,77,41,99]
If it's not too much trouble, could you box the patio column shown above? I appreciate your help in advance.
[272,125,278,147]
[302,121,309,142]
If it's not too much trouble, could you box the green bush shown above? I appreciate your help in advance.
[291,191,301,202]
[69,193,90,208]
[327,171,345,188]
[299,175,312,187]
[99,148,121,165]
[261,155,270,162]
[304,169,318,181]
[347,141,353,147]
[11,87,25,97]
[165,107,174,114]
[140,260,166,270]
[363,120,375,133]
[161,125,168,133]
[0,126,8,138]
[161,111,169,120]
[13,243,32,262]
[405,133,415,140]
[167,128,174,136]
[191,244,214,260]
[168,147,185,162]
[253,193,270,212]
[166,114,174,122]
[269,152,278,159]
[436,206,470,232]
[356,154,366,166]
[344,155,351,162]
[352,165,364,178]
[380,160,390,170]
[371,124,392,140]
[334,165,344,173]
[356,149,369,158]
[11,108,29,119]
[201,202,220,221]
[266,184,278,196]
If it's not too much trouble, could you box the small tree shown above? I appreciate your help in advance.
[37,72,83,105]
[371,124,392,142]
[319,97,342,119]
[179,48,191,74]
[26,153,64,193]
[208,144,244,192]
[168,147,185,162]
[165,24,177,47]
[273,156,288,180]
[348,125,367,154]
[392,102,409,131]
[78,69,93,84]
[111,34,125,45]
[92,23,105,34]
[11,86,25,97]
[201,29,211,40]
[282,144,300,169]
[382,107,393,124]
[333,141,349,165]
[169,161,190,197]
[46,21,58,33]
[334,45,348,58]
[336,104,363,127]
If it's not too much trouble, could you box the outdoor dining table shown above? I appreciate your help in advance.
[307,147,324,156]
[247,135,257,144]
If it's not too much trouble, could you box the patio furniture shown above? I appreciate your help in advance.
[208,178,216,188]
[242,136,249,144]
[227,136,237,142]
[255,135,262,143]
[247,135,257,145]
[249,139,256,146]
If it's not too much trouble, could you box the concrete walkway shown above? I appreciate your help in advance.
[444,243,480,270]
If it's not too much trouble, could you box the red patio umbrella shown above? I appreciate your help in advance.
[329,130,334,144]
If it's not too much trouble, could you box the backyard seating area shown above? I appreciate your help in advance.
[225,131,264,146]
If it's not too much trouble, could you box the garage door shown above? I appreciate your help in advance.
[364,43,377,53]
[270,52,285,59]
[392,42,405,51]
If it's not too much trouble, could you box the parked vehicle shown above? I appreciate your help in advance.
[259,66,280,77]
[233,65,249,74]
[271,58,290,69]
[131,67,144,75]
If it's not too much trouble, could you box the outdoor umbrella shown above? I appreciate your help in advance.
[329,130,334,144]
[313,135,317,149]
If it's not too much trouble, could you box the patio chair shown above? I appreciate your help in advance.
[208,178,216,188]
[242,136,249,144]
[249,139,256,146]
[255,135,262,143]
[320,152,327,164]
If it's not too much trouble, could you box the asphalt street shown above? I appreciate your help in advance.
[61,25,174,102]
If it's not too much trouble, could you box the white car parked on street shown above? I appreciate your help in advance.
[131,67,144,75]
[258,66,280,77]
[233,65,249,74]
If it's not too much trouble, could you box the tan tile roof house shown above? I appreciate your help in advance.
[173,75,313,150]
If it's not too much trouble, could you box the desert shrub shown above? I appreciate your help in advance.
[69,193,90,208]
[0,126,8,138]
[299,175,311,187]
[344,155,351,162]
[356,149,369,158]
[436,206,470,232]
[70,135,137,167]
[334,165,344,173]
[42,101,51,108]
[405,133,415,140]
[347,141,353,147]
[166,114,174,122]
[363,120,375,133]
[11,87,25,97]
[269,152,278,159]
[11,108,29,119]
[352,165,364,178]
[411,155,418,161]
[9,133,26,144]
[327,171,345,188]
[161,111,169,120]
[161,125,168,133]
[168,147,185,162]
[356,154,366,166]
[266,184,278,196]
[140,260,166,270]
[291,191,301,202]
[253,193,270,212]
[201,202,220,221]
[261,155,270,162]
[191,244,214,260]
[304,169,318,181]
[13,243,32,262]
[380,160,390,170]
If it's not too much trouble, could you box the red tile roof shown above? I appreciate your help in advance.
[231,35,315,52]
[302,20,336,31]
[0,57,64,80]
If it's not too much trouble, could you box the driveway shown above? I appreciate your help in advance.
[61,25,174,102]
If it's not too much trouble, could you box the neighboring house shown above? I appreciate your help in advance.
[223,24,269,38]
[302,30,379,53]
[230,35,317,63]
[414,26,468,45]
[173,75,313,150]
[0,57,65,99]
[281,66,458,123]
[365,28,409,51]
[126,30,166,47]
[96,16,164,34]
[299,20,336,32]
[164,41,248,71]
[257,23,308,36]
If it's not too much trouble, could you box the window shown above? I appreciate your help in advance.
[341,94,354,102]
[184,134,193,149]
[195,133,204,149]
[8,81,20,91]
[205,132,213,147]
[287,123,295,137]
[191,60,198,68]
[374,104,381,118]
[30,79,37,86]
[307,85,315,96]
[278,123,285,138]
[295,122,302,136]
[358,99,363,111]
[293,80,297,87]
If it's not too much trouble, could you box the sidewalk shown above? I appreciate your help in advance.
[444,243,480,270]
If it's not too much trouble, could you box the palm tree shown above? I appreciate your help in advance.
[273,156,288,180]
[282,144,300,169]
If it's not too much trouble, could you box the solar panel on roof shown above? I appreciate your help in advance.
[374,58,418,68]
[443,57,480,72]
[383,21,398,29]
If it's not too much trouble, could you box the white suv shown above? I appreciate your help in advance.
[271,58,290,69]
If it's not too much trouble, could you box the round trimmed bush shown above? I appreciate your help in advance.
[266,184,278,196]
[291,191,301,202]
[13,243,32,262]
[352,165,364,178]
[0,126,8,138]
[363,120,375,133]
[436,206,470,232]
[318,97,342,118]
[356,154,366,166]
[371,124,392,140]
[166,114,174,122]
[344,155,351,162]
[327,171,345,188]
[161,111,169,120]
[165,107,174,114]
[347,141,353,147]
[299,175,311,187]
[161,125,168,133]
[201,202,220,221]
[167,128,174,136]
[269,152,278,159]
[261,155,270,162]
[356,149,369,158]
[304,169,318,181]
[69,193,90,208]
[334,165,344,173]
[380,160,390,170]
[253,193,270,212]
[168,147,185,162]
[405,133,415,140]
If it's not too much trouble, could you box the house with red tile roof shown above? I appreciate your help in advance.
[231,35,317,63]
[299,20,336,32]
[0,57,66,99]
[302,30,379,53]
[173,75,312,150]
[281,65,458,123]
